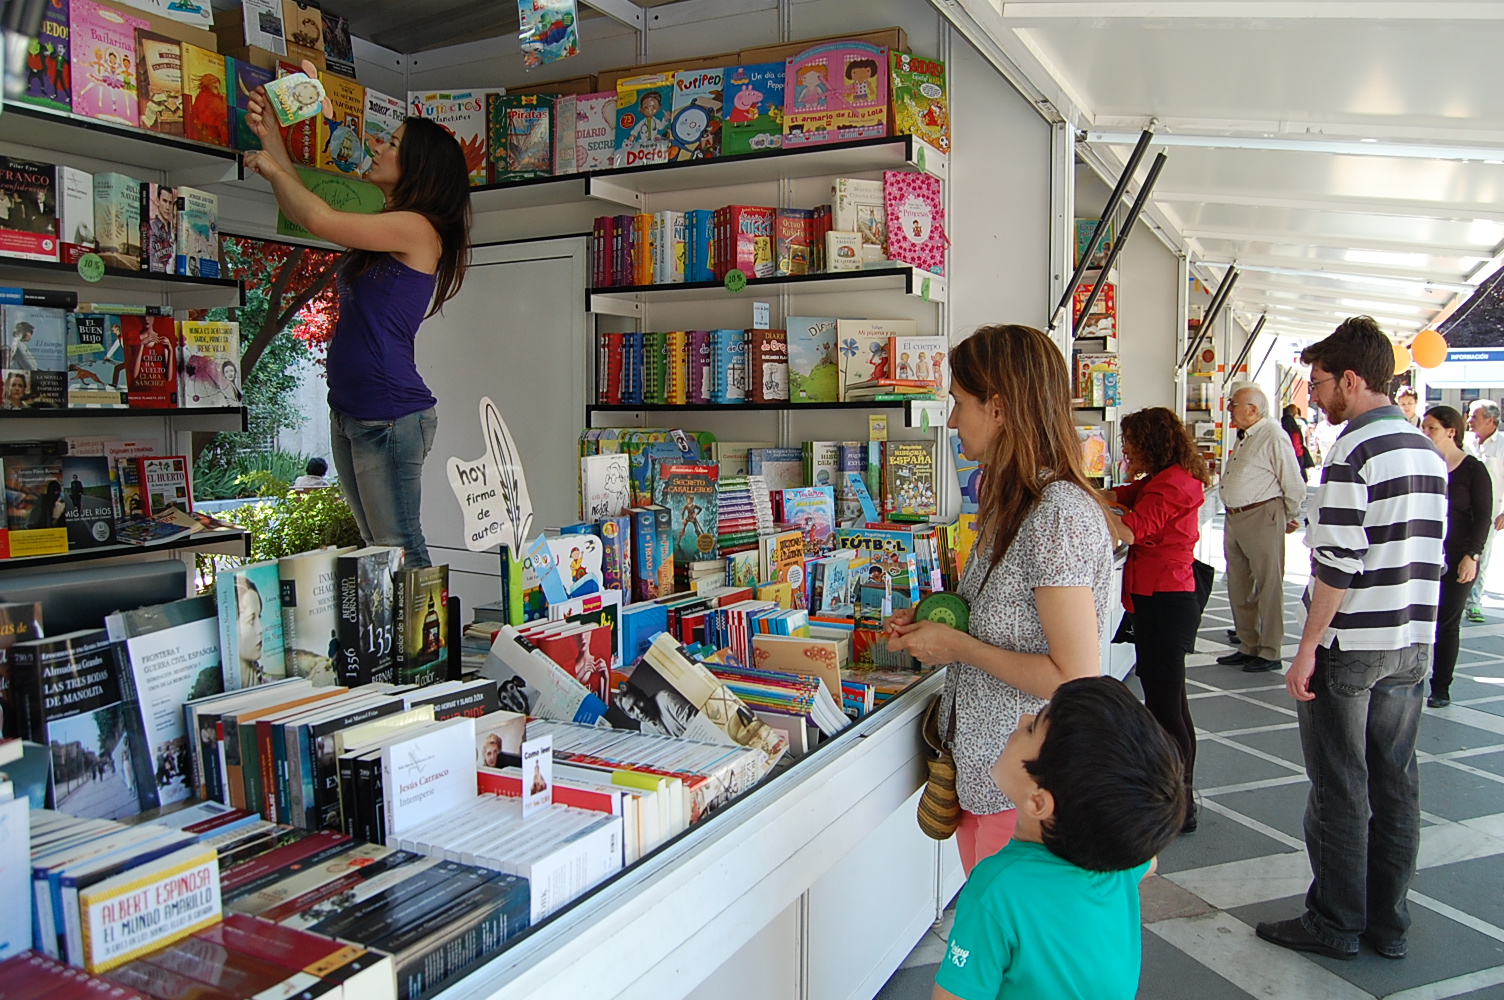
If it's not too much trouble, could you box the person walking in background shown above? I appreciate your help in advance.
[1283,403,1316,476]
[1104,407,1209,833]
[1464,399,1504,622]
[884,324,1114,875]
[1219,383,1306,674]
[1421,405,1491,709]
[1257,317,1445,962]
[1396,385,1420,426]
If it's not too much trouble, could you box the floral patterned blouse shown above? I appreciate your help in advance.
[939,480,1114,814]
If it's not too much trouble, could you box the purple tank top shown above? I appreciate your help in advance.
[326,255,438,420]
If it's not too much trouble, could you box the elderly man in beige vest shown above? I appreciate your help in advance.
[1218,383,1307,672]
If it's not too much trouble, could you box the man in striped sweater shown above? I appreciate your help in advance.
[1256,317,1446,963]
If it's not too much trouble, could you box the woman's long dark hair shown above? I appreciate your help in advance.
[342,116,471,317]
[1120,407,1212,485]
[950,324,1105,577]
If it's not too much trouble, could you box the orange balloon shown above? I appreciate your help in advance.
[1392,341,1411,376]
[1412,328,1448,369]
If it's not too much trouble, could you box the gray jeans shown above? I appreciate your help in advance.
[1296,641,1426,952]
[329,406,438,568]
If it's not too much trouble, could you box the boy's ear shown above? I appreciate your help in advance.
[1022,785,1055,825]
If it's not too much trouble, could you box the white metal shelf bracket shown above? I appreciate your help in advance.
[579,0,646,30]
[585,177,645,210]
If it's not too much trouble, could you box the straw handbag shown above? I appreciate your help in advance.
[917,694,961,840]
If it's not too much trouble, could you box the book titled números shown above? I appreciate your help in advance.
[79,843,221,972]
[379,716,477,841]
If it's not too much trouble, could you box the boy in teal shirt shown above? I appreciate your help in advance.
[935,677,1186,1000]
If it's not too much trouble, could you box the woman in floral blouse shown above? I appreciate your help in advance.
[887,325,1115,874]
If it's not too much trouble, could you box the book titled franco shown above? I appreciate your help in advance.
[380,716,477,840]
[79,844,222,973]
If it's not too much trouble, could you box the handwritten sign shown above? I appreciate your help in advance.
[446,396,535,553]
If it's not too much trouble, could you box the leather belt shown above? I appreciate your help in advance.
[1225,497,1281,515]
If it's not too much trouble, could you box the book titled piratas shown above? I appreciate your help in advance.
[79,844,222,973]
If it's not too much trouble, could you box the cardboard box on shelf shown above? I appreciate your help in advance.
[510,75,600,97]
[98,0,217,52]
[598,54,733,92]
[224,44,322,74]
[738,27,907,66]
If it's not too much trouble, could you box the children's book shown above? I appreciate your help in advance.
[552,94,578,176]
[0,155,59,263]
[93,172,140,269]
[544,533,604,600]
[574,92,618,171]
[316,74,365,175]
[70,0,149,126]
[228,58,275,151]
[748,447,803,492]
[19,0,71,112]
[781,486,836,557]
[783,41,888,147]
[394,564,448,687]
[759,529,809,609]
[360,87,406,175]
[775,208,814,277]
[174,186,220,277]
[785,316,839,403]
[834,318,914,401]
[180,320,241,406]
[1078,425,1110,478]
[890,52,948,154]
[121,314,178,407]
[881,441,937,518]
[889,334,948,390]
[668,67,724,161]
[614,73,675,168]
[721,63,785,156]
[408,89,499,186]
[749,328,788,403]
[884,170,946,276]
[181,44,229,146]
[653,463,720,569]
[140,181,177,274]
[580,452,631,522]
[832,178,886,263]
[65,313,125,408]
[60,455,116,548]
[136,30,183,135]
[952,433,981,514]
[2,304,67,409]
[56,166,97,264]
[1075,218,1114,269]
[488,93,554,183]
[137,455,190,516]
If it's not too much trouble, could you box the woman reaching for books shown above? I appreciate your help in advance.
[243,61,471,567]
[886,325,1115,875]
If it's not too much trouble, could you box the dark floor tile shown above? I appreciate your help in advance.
[1441,675,1504,702]
[1458,634,1504,658]
[1225,726,1306,767]
[1232,686,1300,709]
[1209,780,1310,841]
[1155,802,1300,875]
[1418,714,1504,755]
[1138,928,1257,1000]
[1190,694,1294,735]
[1419,761,1504,822]
[1411,853,1504,931]
[1187,664,1296,692]
[1450,983,1504,1000]
[1466,699,1504,718]
[1194,738,1304,789]
[1455,749,1504,777]
[1228,894,1504,996]
[873,963,939,1000]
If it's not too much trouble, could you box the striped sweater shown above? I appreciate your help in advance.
[1305,405,1446,650]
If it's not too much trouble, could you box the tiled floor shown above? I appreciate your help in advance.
[878,517,1504,1000]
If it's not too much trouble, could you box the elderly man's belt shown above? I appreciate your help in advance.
[1225,497,1281,515]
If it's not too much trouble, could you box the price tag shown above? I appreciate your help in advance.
[724,268,747,294]
[921,277,932,302]
[752,301,770,330]
[77,253,106,283]
[916,145,928,172]
[920,406,932,433]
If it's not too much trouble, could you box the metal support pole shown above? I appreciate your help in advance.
[1181,268,1238,370]
[1073,151,1168,339]
[1223,314,1268,390]
[1251,337,1282,382]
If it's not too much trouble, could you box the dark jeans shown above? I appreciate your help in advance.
[1131,590,1202,793]
[1296,641,1426,953]
[1433,557,1472,698]
[329,406,438,568]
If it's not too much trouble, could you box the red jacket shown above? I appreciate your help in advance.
[1117,464,1205,611]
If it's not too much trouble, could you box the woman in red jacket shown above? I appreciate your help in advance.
[1107,407,1211,833]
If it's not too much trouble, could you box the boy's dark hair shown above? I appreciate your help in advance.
[1299,316,1394,397]
[306,457,328,476]
[1024,677,1185,872]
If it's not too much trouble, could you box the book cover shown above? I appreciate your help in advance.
[239,0,287,54]
[228,58,275,151]
[748,446,803,492]
[834,318,914,400]
[323,10,355,77]
[552,93,578,174]
[106,595,224,809]
[181,43,228,146]
[721,62,784,156]
[951,433,981,513]
[749,328,789,403]
[103,438,159,523]
[653,462,719,570]
[70,0,149,126]
[890,51,949,153]
[832,177,886,262]
[10,629,147,819]
[634,634,787,763]
[580,451,630,522]
[0,601,43,740]
[720,205,776,278]
[395,565,449,687]
[173,187,220,277]
[781,486,836,557]
[79,844,221,973]
[1078,425,1110,478]
[140,181,177,273]
[775,208,813,276]
[136,30,183,135]
[335,546,403,686]
[120,314,178,407]
[3,304,67,409]
[93,172,141,269]
[882,441,937,517]
[480,625,609,725]
[614,73,675,168]
[57,165,97,264]
[19,0,71,112]
[409,90,496,186]
[359,86,406,175]
[380,717,476,840]
[279,547,353,688]
[488,93,554,183]
[785,316,839,403]
[137,455,189,516]
[60,455,116,548]
[592,515,631,595]
[630,507,659,601]
[574,92,618,171]
[884,170,946,276]
[889,333,948,389]
[317,73,365,175]
[216,560,286,690]
[180,320,241,406]
[3,445,67,551]
[545,533,604,599]
[668,67,723,161]
[0,155,59,262]
[783,41,888,147]
[1075,218,1114,269]
[761,528,808,606]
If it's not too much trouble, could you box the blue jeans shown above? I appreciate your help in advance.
[329,407,437,568]
[1296,641,1426,953]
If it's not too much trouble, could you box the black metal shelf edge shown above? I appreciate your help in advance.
[0,406,246,423]
[0,256,240,290]
[0,101,239,162]
[0,529,249,571]
[588,401,925,412]
[587,268,917,298]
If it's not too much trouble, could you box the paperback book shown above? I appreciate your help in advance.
[721,63,785,155]
[653,462,720,569]
[2,303,67,409]
[336,546,404,686]
[409,90,497,186]
[137,455,191,516]
[786,316,839,403]
[361,87,407,175]
[217,560,287,690]
[574,92,619,171]
[60,455,117,548]
[890,52,949,153]
[174,187,221,277]
[180,321,241,406]
[394,565,449,687]
[136,32,184,135]
[668,67,724,161]
[93,172,141,269]
[0,156,58,263]
[182,43,230,147]
[18,0,70,112]
[121,314,179,407]
[614,73,676,168]
[56,166,97,264]
[488,93,554,182]
[279,547,354,687]
[0,601,43,740]
[66,313,127,407]
[141,181,178,274]
[70,0,149,126]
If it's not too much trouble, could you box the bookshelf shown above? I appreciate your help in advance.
[0,100,240,182]
[588,266,946,316]
[0,406,247,431]
[0,527,248,570]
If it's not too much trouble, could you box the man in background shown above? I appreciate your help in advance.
[1218,383,1306,673]
[1465,399,1504,622]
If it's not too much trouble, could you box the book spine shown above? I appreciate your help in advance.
[394,894,523,1000]
[393,571,409,681]
[336,558,363,685]
[354,755,378,844]
[338,753,358,836]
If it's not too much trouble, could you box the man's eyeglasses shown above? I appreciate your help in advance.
[1309,376,1336,390]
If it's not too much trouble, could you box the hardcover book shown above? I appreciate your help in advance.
[93,172,141,269]
[106,595,224,809]
[832,178,886,262]
[174,187,220,277]
[19,0,71,112]
[335,546,403,686]
[888,333,948,389]
[580,451,630,522]
[57,166,97,264]
[60,454,117,548]
[181,43,229,146]
[574,92,618,172]
[781,486,836,557]
[614,73,676,168]
[217,560,286,690]
[2,304,67,409]
[0,155,59,262]
[653,462,720,570]
[721,62,785,156]
[785,316,839,403]
[317,73,365,175]
[890,51,949,153]
[881,441,937,518]
[834,318,915,400]
[70,0,149,126]
[394,564,449,687]
[279,547,354,687]
[180,320,241,406]
[488,93,554,183]
[228,58,275,151]
[360,86,407,175]
[669,67,724,161]
[884,170,946,276]
[783,41,888,147]
[135,30,183,135]
[120,314,178,407]
[409,89,497,186]
[136,455,190,516]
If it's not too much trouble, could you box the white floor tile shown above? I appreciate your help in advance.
[1164,852,1312,910]
[1147,912,1373,1000]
